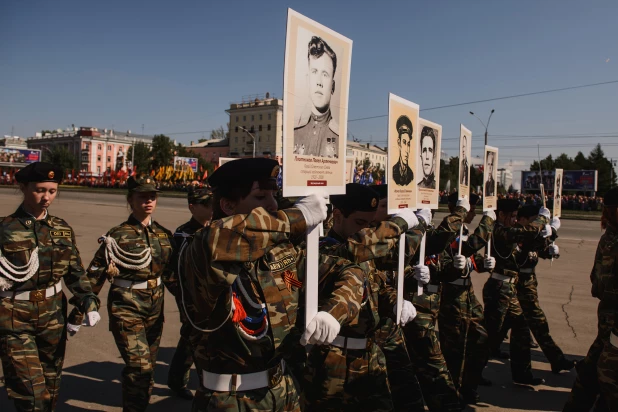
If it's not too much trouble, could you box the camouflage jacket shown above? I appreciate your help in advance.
[514,225,558,275]
[183,207,364,374]
[591,225,618,304]
[447,214,495,277]
[491,215,548,277]
[0,205,99,313]
[319,216,412,338]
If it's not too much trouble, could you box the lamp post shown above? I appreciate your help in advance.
[469,109,495,146]
[239,126,256,158]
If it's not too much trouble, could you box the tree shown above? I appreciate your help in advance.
[210,124,229,140]
[554,153,577,170]
[127,142,152,173]
[574,151,590,170]
[43,146,78,173]
[588,144,616,193]
[41,130,54,136]
[151,134,175,170]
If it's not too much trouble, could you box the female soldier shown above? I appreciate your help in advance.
[0,162,100,411]
[69,175,176,412]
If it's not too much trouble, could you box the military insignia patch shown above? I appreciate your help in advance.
[282,270,302,291]
[48,171,55,179]
[371,198,377,207]
[271,165,280,178]
[51,230,72,237]
[156,233,167,238]
[268,254,296,271]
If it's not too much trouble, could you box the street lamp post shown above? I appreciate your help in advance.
[239,126,256,158]
[469,109,495,146]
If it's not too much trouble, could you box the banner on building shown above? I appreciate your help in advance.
[0,148,41,165]
[282,8,352,197]
[173,156,198,172]
[417,118,441,209]
[553,168,563,217]
[483,146,499,211]
[521,170,598,192]
[387,93,419,214]
[458,125,472,200]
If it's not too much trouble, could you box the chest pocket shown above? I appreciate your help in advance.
[2,240,35,268]
[50,236,73,278]
[155,234,172,264]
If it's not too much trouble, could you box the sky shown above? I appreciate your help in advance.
[1,0,617,186]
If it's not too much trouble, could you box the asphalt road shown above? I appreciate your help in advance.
[0,190,605,411]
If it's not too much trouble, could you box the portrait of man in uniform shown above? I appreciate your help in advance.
[418,126,436,189]
[485,150,496,196]
[293,36,339,158]
[392,115,414,186]
[460,134,469,186]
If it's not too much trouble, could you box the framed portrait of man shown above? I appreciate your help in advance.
[458,124,472,199]
[282,9,352,197]
[417,118,441,208]
[554,168,563,217]
[483,146,499,211]
[387,93,419,214]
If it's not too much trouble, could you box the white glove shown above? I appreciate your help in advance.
[394,208,419,228]
[549,244,559,256]
[295,193,328,229]
[415,208,432,226]
[413,264,430,285]
[456,197,470,212]
[550,217,561,231]
[484,256,496,271]
[453,254,466,270]
[397,300,417,326]
[542,224,552,238]
[67,323,81,336]
[539,207,551,219]
[301,311,340,346]
[483,210,497,221]
[85,311,101,327]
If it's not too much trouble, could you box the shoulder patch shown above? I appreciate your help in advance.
[268,254,296,271]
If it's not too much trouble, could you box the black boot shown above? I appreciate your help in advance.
[512,374,545,386]
[551,357,576,374]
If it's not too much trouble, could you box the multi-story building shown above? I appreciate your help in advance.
[1,135,28,148]
[187,138,230,164]
[497,168,513,189]
[346,141,387,170]
[28,127,153,176]
[226,93,283,160]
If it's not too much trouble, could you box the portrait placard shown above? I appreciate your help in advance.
[417,118,441,209]
[458,125,472,200]
[387,93,419,214]
[282,9,352,197]
[483,146,499,211]
[554,168,563,217]
[345,158,354,183]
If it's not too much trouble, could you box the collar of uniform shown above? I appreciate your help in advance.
[310,109,331,123]
[186,217,205,231]
[14,205,51,228]
[126,214,152,234]
[326,228,346,244]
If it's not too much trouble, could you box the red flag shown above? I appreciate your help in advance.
[202,169,208,180]
[132,166,137,177]
[150,169,155,177]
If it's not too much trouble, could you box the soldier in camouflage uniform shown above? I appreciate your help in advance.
[513,205,575,375]
[69,175,177,412]
[182,158,365,411]
[0,162,101,411]
[438,192,495,405]
[482,198,553,386]
[304,183,425,411]
[564,188,618,411]
[167,187,213,400]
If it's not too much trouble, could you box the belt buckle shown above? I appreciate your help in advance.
[30,289,45,302]
[267,364,283,388]
[147,279,158,289]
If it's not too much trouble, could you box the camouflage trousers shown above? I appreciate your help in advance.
[597,336,618,411]
[303,341,393,411]
[403,289,461,412]
[374,317,425,412]
[516,273,567,367]
[482,277,532,378]
[192,369,301,411]
[108,284,165,412]
[168,298,195,391]
[0,291,67,412]
[439,281,489,393]
[563,303,614,412]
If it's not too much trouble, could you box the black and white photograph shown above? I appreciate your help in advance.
[484,151,496,196]
[458,124,472,199]
[483,145,499,211]
[417,118,442,208]
[392,115,414,186]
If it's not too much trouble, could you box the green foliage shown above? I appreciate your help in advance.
[43,146,78,172]
[127,142,151,173]
[150,134,175,170]
[210,124,229,140]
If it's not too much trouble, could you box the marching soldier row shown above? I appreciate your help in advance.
[0,160,615,411]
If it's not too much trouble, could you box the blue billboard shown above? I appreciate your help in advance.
[521,170,598,192]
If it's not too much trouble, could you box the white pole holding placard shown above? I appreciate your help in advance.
[304,225,320,328]
[396,233,406,325]
[417,233,426,296]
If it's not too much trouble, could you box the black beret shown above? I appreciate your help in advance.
[448,191,480,206]
[371,184,388,200]
[604,188,618,207]
[396,115,413,137]
[128,175,160,192]
[15,162,63,184]
[497,198,520,213]
[188,187,213,205]
[208,158,279,190]
[517,204,541,219]
[331,183,379,213]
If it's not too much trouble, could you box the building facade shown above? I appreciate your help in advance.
[346,141,387,170]
[226,94,283,160]
[497,168,513,189]
[187,138,230,164]
[28,127,153,176]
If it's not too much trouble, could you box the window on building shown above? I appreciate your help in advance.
[259,114,263,120]
[235,126,239,132]
[84,143,89,150]
[97,155,101,161]
[267,124,271,131]
[259,125,263,132]
[108,145,111,151]
[107,156,111,162]
[268,113,272,120]
[98,144,102,150]
[250,126,255,133]
[251,115,254,121]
